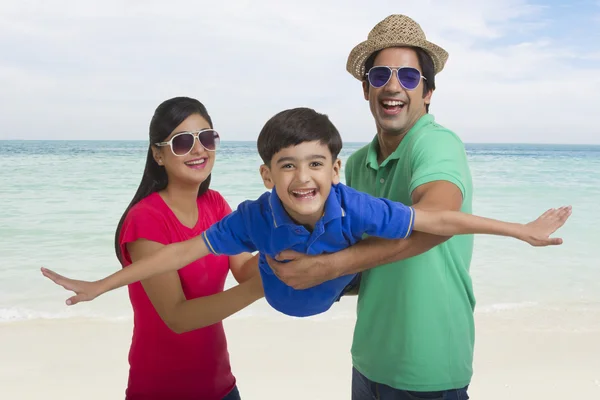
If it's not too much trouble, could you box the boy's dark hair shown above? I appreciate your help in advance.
[257,107,343,166]
[363,46,435,113]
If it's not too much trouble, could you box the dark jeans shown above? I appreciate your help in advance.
[222,385,241,400]
[352,368,469,400]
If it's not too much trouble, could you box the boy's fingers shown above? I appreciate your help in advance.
[42,267,80,292]
[540,208,555,218]
[559,207,572,220]
[541,206,571,221]
[542,237,563,246]
[66,294,84,306]
[41,267,65,284]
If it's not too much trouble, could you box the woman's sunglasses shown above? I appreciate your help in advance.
[366,66,426,90]
[155,129,220,156]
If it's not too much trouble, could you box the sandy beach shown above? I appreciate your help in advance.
[1,303,599,400]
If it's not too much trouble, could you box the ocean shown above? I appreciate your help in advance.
[1,140,599,323]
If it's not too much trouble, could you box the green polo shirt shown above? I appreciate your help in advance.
[345,114,475,392]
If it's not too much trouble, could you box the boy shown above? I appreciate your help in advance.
[42,108,571,317]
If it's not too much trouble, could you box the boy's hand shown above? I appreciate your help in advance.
[41,267,104,305]
[521,206,572,246]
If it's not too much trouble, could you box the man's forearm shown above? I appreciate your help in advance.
[329,232,449,277]
[328,180,464,277]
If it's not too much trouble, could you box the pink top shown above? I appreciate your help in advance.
[119,190,235,400]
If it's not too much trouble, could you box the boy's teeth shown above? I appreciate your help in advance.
[292,189,317,198]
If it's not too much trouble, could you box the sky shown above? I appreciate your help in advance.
[1,0,599,144]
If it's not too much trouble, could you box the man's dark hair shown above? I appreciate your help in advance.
[257,107,343,166]
[363,46,436,113]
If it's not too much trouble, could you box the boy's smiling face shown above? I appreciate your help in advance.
[260,140,341,228]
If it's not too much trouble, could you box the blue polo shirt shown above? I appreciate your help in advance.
[202,183,415,317]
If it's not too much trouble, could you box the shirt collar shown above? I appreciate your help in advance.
[268,187,295,228]
[268,185,345,228]
[322,183,345,224]
[365,113,435,170]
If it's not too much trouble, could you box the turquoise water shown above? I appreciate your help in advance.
[1,140,599,322]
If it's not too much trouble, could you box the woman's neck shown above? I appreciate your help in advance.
[160,182,201,227]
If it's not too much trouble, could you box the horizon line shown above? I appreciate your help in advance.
[1,139,600,146]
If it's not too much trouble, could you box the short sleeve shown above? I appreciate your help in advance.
[221,199,233,216]
[119,205,170,264]
[355,192,415,240]
[409,129,469,198]
[202,201,257,256]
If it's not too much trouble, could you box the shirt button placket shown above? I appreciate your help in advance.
[377,170,386,197]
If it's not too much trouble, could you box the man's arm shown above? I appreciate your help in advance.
[266,181,461,290]
[328,180,461,275]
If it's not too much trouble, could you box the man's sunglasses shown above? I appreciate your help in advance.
[366,66,426,90]
[155,129,220,156]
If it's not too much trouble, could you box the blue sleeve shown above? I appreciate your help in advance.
[357,193,415,240]
[201,201,258,256]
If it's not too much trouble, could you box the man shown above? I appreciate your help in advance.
[267,14,474,399]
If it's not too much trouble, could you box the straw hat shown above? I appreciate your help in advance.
[346,14,449,80]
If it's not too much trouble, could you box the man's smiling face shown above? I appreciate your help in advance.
[363,47,432,139]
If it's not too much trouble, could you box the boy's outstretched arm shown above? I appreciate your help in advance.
[412,206,572,246]
[41,235,209,305]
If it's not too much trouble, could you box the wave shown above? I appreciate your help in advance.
[475,301,539,313]
[0,306,131,323]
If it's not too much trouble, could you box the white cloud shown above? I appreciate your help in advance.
[0,0,599,144]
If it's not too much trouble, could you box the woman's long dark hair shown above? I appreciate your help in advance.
[114,97,214,264]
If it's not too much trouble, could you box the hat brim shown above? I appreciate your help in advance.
[346,36,449,81]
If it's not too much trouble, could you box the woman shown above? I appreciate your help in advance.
[115,97,262,399]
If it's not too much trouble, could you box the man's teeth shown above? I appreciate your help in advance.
[383,100,405,106]
[186,159,206,165]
